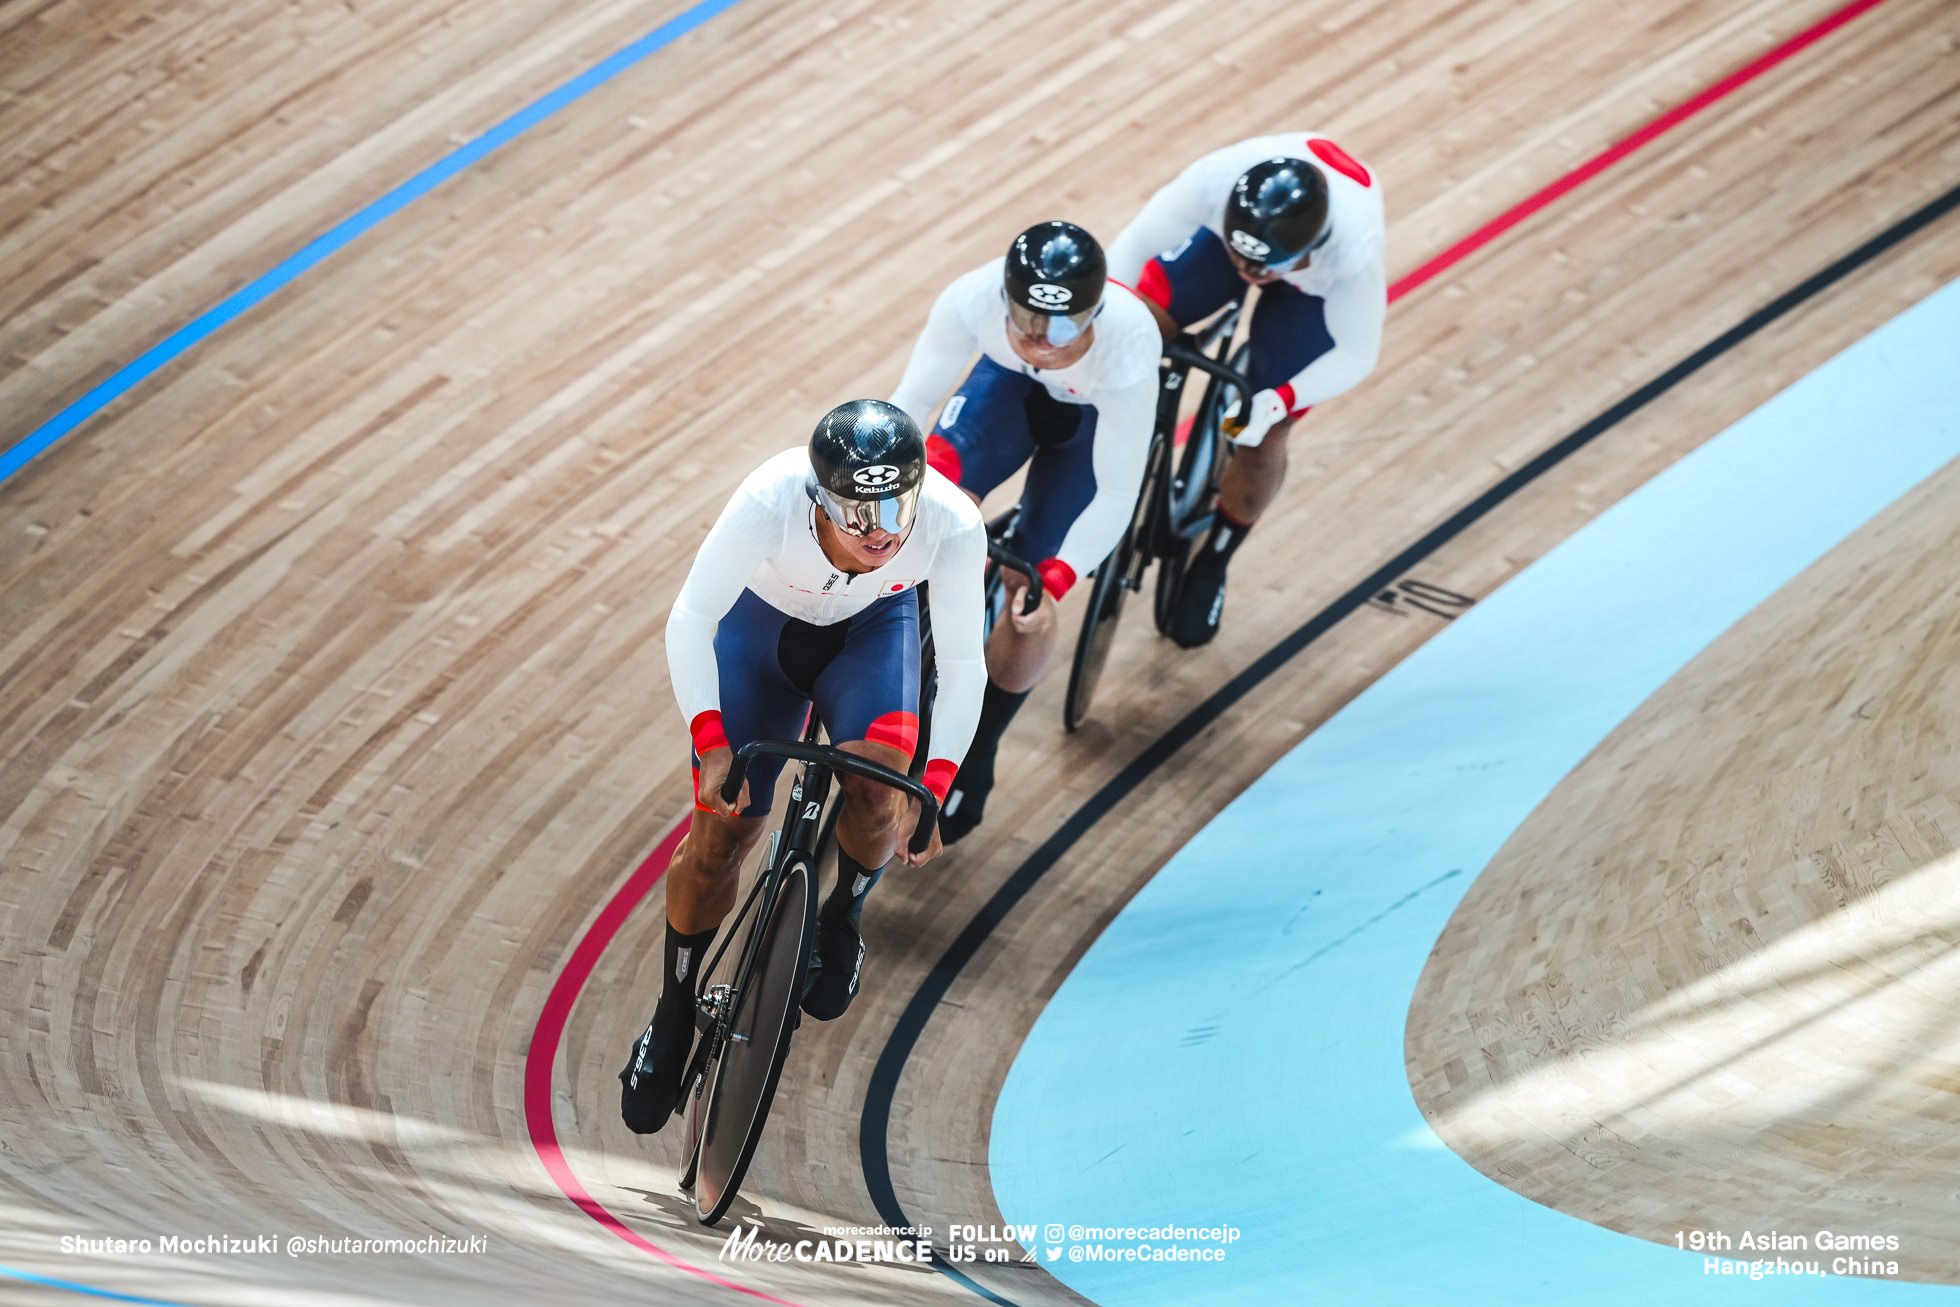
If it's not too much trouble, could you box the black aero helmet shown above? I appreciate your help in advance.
[1224,158,1331,271]
[1002,221,1106,345]
[808,399,927,537]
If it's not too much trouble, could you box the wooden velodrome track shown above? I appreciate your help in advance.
[3,0,1958,1302]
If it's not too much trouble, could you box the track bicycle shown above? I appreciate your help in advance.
[673,728,939,1226]
[1062,305,1253,730]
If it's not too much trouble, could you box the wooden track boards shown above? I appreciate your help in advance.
[1,0,1958,1301]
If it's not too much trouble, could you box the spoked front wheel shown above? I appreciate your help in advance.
[689,853,817,1225]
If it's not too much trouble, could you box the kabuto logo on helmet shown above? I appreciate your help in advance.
[1028,283,1072,309]
[1229,229,1271,260]
[853,465,901,488]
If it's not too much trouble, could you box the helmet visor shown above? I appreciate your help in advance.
[1005,294,1100,346]
[812,482,919,537]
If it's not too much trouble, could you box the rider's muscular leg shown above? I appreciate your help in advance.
[1216,415,1293,525]
[940,573,1049,842]
[621,806,762,1134]
[833,739,913,868]
[1169,417,1295,650]
[665,807,767,934]
[983,571,1059,694]
[802,739,913,1022]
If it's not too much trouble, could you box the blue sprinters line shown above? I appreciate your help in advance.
[0,0,747,486]
[0,1263,194,1305]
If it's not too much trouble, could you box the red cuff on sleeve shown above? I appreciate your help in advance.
[926,433,963,483]
[922,759,959,803]
[1037,557,1076,601]
[1137,257,1173,310]
[864,710,920,760]
[689,709,729,755]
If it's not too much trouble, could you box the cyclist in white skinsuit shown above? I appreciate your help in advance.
[620,400,986,1135]
[1107,133,1386,647]
[888,220,1161,841]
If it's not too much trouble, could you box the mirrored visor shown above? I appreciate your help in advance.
[1005,294,1101,346]
[812,482,919,537]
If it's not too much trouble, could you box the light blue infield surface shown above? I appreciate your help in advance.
[990,278,1960,1305]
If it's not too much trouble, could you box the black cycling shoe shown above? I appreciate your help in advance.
[800,915,866,1021]
[937,766,994,844]
[1168,549,1229,649]
[618,1001,692,1134]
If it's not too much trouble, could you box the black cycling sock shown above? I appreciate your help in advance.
[1201,507,1254,563]
[961,678,1032,782]
[822,847,886,928]
[656,920,716,1021]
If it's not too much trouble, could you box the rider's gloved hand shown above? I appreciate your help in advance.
[1222,388,1291,448]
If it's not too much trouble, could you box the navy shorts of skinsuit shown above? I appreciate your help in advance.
[1141,226,1335,395]
[927,356,1098,565]
[693,587,920,818]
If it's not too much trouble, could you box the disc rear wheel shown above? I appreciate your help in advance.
[691,855,817,1225]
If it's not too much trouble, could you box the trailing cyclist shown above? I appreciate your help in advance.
[619,400,987,1134]
[887,220,1161,842]
[1107,133,1386,647]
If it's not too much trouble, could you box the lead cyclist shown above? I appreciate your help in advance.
[619,400,987,1134]
[1106,133,1387,648]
